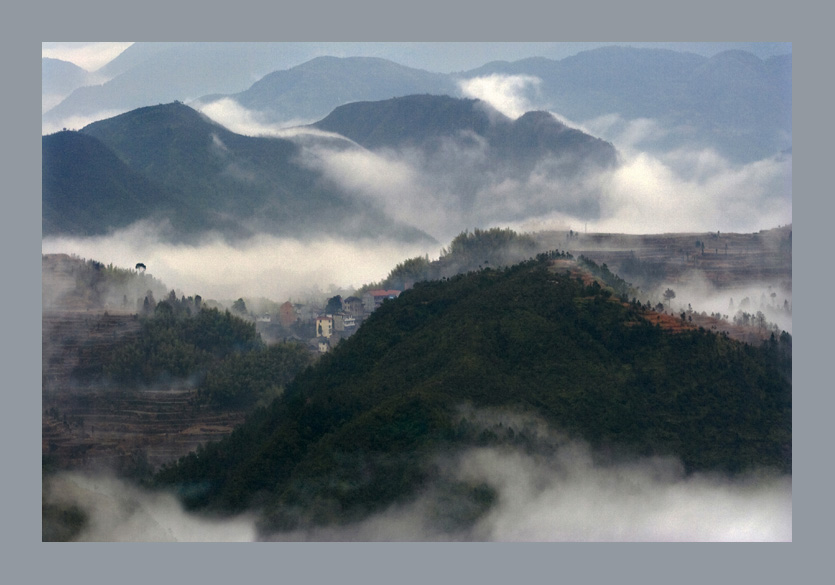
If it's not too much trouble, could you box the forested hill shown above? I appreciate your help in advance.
[154,252,791,535]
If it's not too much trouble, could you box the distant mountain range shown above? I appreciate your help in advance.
[43,45,791,163]
[42,58,93,98]
[43,97,616,242]
[42,43,313,129]
[199,56,460,126]
[465,47,792,162]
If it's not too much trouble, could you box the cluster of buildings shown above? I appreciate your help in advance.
[256,289,403,353]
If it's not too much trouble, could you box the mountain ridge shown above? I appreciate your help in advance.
[65,102,434,243]
[44,98,619,242]
[43,46,791,163]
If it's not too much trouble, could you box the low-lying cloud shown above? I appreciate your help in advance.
[649,273,793,335]
[452,447,790,542]
[45,472,257,542]
[42,223,437,303]
[45,437,791,542]
[591,149,791,234]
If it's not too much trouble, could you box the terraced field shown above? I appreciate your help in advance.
[42,310,247,474]
[537,225,792,291]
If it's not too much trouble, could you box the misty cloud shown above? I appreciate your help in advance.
[194,94,793,240]
[42,222,437,303]
[45,472,257,542]
[45,436,790,541]
[196,98,350,140]
[304,104,789,238]
[591,149,791,234]
[451,446,791,542]
[197,98,304,137]
[649,273,793,335]
[582,113,671,152]
[42,94,66,115]
[263,418,791,541]
[458,74,543,120]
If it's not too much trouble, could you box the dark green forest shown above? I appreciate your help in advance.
[74,300,313,408]
[154,252,791,534]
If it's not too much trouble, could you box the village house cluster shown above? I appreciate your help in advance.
[255,289,403,353]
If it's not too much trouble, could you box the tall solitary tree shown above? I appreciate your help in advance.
[325,295,343,315]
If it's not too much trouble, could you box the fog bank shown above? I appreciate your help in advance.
[45,441,791,542]
[42,224,436,302]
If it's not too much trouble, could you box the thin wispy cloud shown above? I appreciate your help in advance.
[198,98,296,137]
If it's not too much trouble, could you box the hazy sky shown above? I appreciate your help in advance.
[42,42,134,70]
[41,42,792,73]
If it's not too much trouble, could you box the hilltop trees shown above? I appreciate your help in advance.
[232,298,248,315]
[325,295,343,315]
[368,227,541,292]
[42,254,169,311]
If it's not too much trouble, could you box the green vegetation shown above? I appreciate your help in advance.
[198,343,314,408]
[154,253,791,534]
[576,255,635,298]
[365,227,542,292]
[77,301,262,387]
[69,297,314,409]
